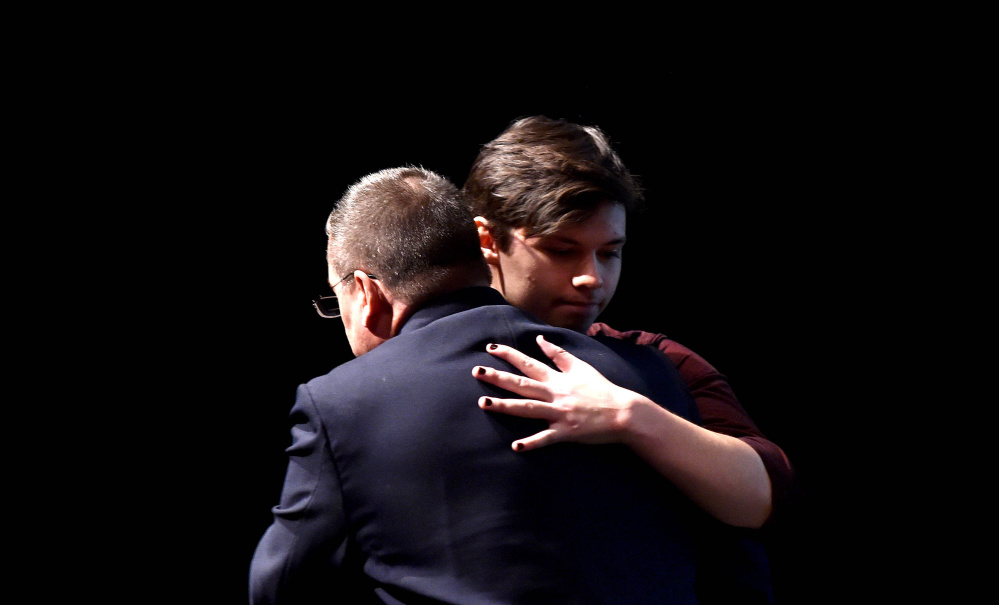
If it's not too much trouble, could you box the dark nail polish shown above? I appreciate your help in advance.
[482,397,492,407]
[475,367,485,376]
[488,343,498,350]
[514,442,524,451]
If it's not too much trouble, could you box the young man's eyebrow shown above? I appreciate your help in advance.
[540,235,627,246]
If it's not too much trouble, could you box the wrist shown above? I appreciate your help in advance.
[615,393,657,448]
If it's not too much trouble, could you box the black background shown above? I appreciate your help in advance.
[107,43,882,602]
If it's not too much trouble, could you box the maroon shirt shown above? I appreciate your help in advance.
[588,322,794,523]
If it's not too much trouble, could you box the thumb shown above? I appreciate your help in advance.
[536,334,578,373]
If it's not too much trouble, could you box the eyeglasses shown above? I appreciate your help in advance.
[312,272,378,319]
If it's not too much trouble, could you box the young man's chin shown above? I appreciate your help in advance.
[548,306,601,333]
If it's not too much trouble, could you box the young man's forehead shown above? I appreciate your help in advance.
[536,203,627,240]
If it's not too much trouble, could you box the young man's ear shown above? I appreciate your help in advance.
[474,216,500,266]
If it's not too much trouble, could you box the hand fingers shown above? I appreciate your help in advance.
[511,428,560,451]
[472,365,554,401]
[536,335,587,373]
[483,342,555,381]
[478,395,556,420]
[477,396,561,451]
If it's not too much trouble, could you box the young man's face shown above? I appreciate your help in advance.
[491,201,626,332]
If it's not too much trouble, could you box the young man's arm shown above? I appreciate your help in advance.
[473,336,775,528]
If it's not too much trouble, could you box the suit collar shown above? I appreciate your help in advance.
[399,287,509,334]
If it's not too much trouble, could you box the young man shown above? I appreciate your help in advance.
[250,166,708,604]
[462,115,793,527]
[462,116,788,599]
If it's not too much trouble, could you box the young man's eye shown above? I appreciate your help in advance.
[600,249,622,259]
[545,247,573,256]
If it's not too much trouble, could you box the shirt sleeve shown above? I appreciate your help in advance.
[249,383,352,604]
[588,322,795,523]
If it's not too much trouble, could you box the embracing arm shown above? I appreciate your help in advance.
[589,322,794,522]
[473,336,772,528]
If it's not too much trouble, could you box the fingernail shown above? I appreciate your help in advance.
[514,442,524,451]
[481,397,492,407]
[475,367,485,376]
[488,343,498,350]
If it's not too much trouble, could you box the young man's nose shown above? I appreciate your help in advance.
[571,255,604,289]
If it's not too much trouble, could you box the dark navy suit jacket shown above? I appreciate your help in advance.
[250,287,709,604]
